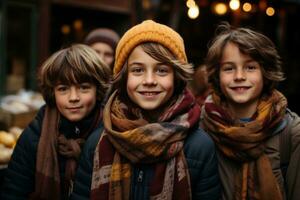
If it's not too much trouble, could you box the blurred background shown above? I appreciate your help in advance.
[0,0,299,114]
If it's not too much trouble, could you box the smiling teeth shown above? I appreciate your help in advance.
[143,92,157,96]
[234,87,248,91]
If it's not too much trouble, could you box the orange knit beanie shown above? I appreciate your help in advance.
[113,20,187,75]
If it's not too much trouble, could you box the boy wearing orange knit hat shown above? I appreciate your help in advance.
[71,20,220,200]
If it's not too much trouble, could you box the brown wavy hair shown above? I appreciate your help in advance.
[205,22,285,97]
[38,44,111,107]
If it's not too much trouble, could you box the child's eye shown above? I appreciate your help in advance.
[129,66,144,75]
[156,68,168,75]
[79,83,93,91]
[221,65,234,72]
[80,84,92,90]
[156,65,171,76]
[246,64,258,71]
[56,85,68,92]
[104,52,113,58]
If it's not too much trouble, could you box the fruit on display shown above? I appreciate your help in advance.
[0,127,23,164]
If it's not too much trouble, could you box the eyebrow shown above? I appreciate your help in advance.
[220,59,257,65]
[128,61,144,67]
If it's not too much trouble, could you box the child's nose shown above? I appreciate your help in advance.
[234,68,246,81]
[143,73,157,85]
[69,87,80,101]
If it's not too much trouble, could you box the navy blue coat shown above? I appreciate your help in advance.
[71,125,220,200]
[0,103,102,200]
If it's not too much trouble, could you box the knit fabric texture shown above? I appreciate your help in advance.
[84,28,120,50]
[113,20,187,75]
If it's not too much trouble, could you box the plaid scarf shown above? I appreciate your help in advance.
[30,105,102,200]
[201,89,287,200]
[91,89,200,200]
[194,87,213,108]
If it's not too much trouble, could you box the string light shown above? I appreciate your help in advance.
[213,3,227,15]
[61,25,70,35]
[185,0,276,20]
[188,5,200,19]
[186,0,196,8]
[186,0,199,19]
[229,0,240,10]
[266,7,275,16]
[73,19,83,30]
[242,2,252,12]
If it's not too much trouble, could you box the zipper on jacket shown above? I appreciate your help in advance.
[75,126,80,135]
[137,170,144,183]
[133,167,147,200]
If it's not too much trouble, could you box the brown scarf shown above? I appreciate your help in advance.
[30,105,101,200]
[201,89,287,200]
[91,89,200,200]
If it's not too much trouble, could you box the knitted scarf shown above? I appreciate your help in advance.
[30,105,102,200]
[91,89,200,200]
[201,89,287,200]
[195,87,213,108]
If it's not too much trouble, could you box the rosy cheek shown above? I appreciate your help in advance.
[88,95,97,104]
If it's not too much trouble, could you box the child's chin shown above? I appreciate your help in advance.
[65,115,84,122]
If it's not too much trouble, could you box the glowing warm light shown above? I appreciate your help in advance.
[242,2,252,12]
[229,0,240,10]
[61,25,70,35]
[259,0,267,11]
[266,7,275,16]
[142,0,151,9]
[188,5,199,19]
[214,3,227,15]
[73,19,83,30]
[186,0,196,8]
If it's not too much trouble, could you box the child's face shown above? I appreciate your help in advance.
[90,42,114,67]
[219,42,263,114]
[54,82,97,122]
[126,46,174,111]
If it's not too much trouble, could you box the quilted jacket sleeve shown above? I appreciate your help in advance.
[184,128,221,200]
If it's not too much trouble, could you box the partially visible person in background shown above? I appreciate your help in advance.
[84,28,120,69]
[188,64,212,108]
[0,44,111,200]
[201,22,300,200]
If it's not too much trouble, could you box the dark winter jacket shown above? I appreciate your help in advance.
[0,103,102,200]
[71,125,220,200]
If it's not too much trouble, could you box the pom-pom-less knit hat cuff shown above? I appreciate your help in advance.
[113,20,187,76]
[84,28,120,50]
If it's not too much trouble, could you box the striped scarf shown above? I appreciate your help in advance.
[201,89,287,200]
[91,89,200,200]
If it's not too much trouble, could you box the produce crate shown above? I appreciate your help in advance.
[0,109,37,129]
